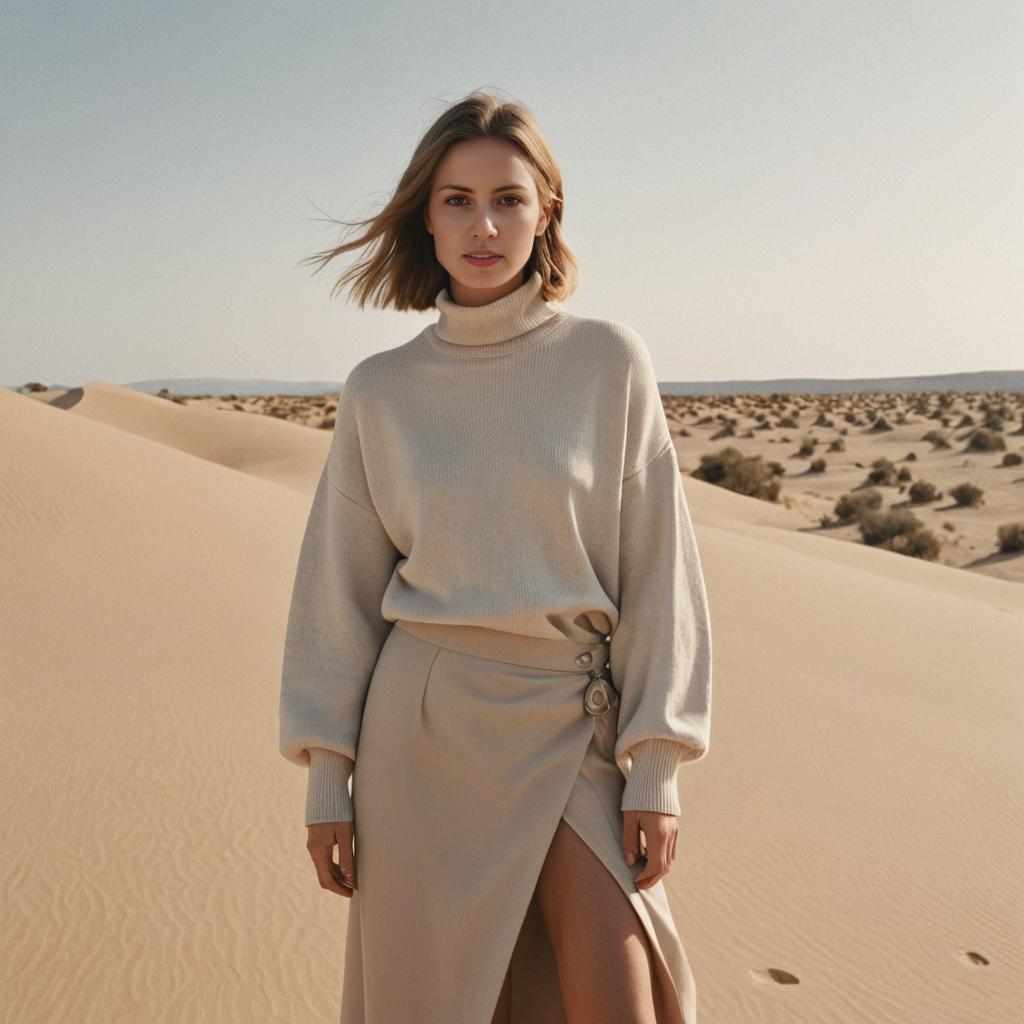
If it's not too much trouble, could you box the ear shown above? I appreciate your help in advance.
[536,200,554,236]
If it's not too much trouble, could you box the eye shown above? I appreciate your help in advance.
[442,194,524,207]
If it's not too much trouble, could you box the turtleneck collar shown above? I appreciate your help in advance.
[430,270,563,353]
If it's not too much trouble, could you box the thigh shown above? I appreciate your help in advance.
[535,818,657,1024]
[488,961,511,1024]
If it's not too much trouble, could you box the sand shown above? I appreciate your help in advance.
[1,381,1021,1023]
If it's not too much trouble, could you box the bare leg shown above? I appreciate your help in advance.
[488,958,512,1024]
[535,818,658,1024]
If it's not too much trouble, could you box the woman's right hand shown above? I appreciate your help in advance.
[307,820,358,898]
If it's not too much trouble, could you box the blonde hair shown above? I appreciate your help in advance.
[299,90,581,311]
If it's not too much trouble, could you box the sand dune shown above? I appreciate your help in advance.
[34,380,332,493]
[1,384,1021,1023]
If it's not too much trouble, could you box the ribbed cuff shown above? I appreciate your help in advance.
[304,748,355,825]
[621,739,682,816]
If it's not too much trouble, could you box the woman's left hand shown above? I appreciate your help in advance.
[622,810,678,889]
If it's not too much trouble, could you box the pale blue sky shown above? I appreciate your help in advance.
[2,0,1021,387]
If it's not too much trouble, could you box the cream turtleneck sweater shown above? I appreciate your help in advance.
[279,270,713,824]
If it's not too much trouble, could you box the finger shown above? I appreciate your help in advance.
[635,860,668,888]
[634,830,671,888]
[308,825,356,899]
[622,811,643,866]
[336,823,358,890]
[313,848,353,898]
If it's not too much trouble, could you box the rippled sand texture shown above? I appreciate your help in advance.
[2,381,1022,1023]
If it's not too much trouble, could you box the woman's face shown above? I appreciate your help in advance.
[424,137,553,306]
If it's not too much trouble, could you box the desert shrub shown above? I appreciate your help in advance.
[828,438,845,452]
[949,482,984,508]
[868,415,893,432]
[890,527,941,559]
[866,457,899,486]
[965,428,1006,452]
[834,488,883,523]
[897,466,912,482]
[997,523,1024,553]
[808,458,826,473]
[858,508,919,544]
[691,447,782,502]
[796,435,816,457]
[922,429,951,449]
[858,510,940,559]
[1000,451,1022,467]
[908,480,939,503]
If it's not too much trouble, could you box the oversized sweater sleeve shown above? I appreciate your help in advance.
[279,380,402,826]
[609,329,713,816]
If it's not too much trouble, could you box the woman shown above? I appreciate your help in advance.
[279,90,713,1024]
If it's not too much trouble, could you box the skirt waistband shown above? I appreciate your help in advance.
[393,619,610,675]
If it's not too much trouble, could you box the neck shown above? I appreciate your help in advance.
[431,270,562,349]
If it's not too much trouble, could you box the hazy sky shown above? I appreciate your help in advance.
[2,1,1021,387]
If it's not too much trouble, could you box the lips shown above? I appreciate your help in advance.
[463,251,503,266]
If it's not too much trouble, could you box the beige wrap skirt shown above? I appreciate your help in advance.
[340,619,697,1023]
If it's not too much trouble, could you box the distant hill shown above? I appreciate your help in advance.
[658,369,1024,396]
[3,378,349,397]
[4,369,1023,397]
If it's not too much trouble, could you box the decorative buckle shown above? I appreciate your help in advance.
[584,675,613,716]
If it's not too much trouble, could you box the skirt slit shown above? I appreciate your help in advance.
[340,619,696,1024]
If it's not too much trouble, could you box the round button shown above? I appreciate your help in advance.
[575,651,593,668]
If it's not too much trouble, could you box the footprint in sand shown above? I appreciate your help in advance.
[750,967,800,985]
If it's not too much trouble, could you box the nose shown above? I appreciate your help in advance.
[471,212,497,238]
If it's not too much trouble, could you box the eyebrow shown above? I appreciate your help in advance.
[436,183,529,194]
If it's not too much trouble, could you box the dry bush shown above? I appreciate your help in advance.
[691,446,782,502]
[922,429,952,449]
[997,523,1024,553]
[965,428,1006,452]
[866,457,899,486]
[908,480,939,504]
[858,510,940,560]
[949,482,984,508]
[834,488,883,523]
